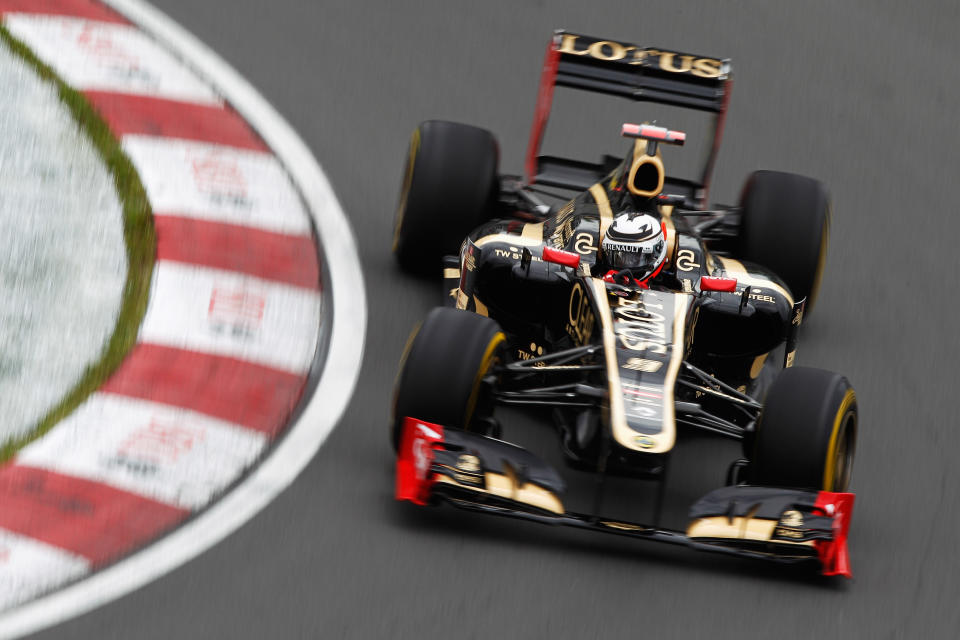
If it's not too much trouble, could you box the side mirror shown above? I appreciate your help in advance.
[699,276,737,292]
[542,246,581,269]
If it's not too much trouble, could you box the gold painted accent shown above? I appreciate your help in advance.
[590,277,629,449]
[780,510,804,527]
[473,295,489,317]
[626,139,665,197]
[750,353,768,379]
[554,200,576,226]
[556,35,725,79]
[455,289,469,310]
[456,454,481,473]
[823,388,856,491]
[443,268,460,280]
[656,293,690,453]
[522,221,545,242]
[566,282,596,346]
[739,504,761,538]
[589,183,614,242]
[600,521,650,532]
[558,33,591,57]
[658,52,693,74]
[687,517,814,547]
[435,472,564,514]
[675,249,700,272]
[392,127,421,252]
[474,222,544,248]
[501,461,520,501]
[623,357,663,373]
[785,350,796,368]
[462,332,505,429]
[591,282,689,454]
[691,57,724,78]
[660,205,677,267]
[718,257,794,306]
[486,471,564,514]
[573,232,597,255]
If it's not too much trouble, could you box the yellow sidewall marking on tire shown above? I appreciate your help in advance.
[392,127,421,252]
[391,321,423,426]
[463,331,505,429]
[823,387,855,490]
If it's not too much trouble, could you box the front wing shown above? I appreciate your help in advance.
[396,417,854,577]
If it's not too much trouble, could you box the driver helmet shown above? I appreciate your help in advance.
[601,212,667,281]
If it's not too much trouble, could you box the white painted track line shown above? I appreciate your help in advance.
[0,0,366,636]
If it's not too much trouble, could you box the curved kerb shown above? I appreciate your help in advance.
[0,0,366,637]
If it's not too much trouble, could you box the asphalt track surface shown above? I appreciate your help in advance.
[35,1,960,638]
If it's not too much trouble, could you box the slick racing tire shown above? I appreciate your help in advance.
[749,366,857,491]
[392,120,499,275]
[391,307,505,451]
[738,170,830,315]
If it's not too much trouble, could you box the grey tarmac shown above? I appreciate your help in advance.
[35,0,960,638]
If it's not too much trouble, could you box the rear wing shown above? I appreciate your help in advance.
[527,31,732,204]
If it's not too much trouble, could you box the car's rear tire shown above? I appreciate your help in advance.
[391,308,505,450]
[392,120,499,275]
[738,170,830,314]
[749,366,857,491]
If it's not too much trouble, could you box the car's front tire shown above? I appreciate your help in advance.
[749,366,857,492]
[392,120,499,275]
[738,170,830,314]
[391,308,505,450]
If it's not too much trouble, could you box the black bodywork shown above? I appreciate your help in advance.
[395,31,853,577]
[445,139,803,475]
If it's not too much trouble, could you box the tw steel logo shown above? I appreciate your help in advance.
[558,34,724,79]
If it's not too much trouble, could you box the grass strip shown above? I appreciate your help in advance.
[0,25,155,462]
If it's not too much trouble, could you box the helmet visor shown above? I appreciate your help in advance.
[601,237,665,278]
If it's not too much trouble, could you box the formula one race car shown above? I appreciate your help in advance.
[390,31,857,576]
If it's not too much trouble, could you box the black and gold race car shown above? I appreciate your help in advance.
[390,31,857,576]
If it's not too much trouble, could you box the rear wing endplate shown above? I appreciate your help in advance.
[527,31,732,201]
